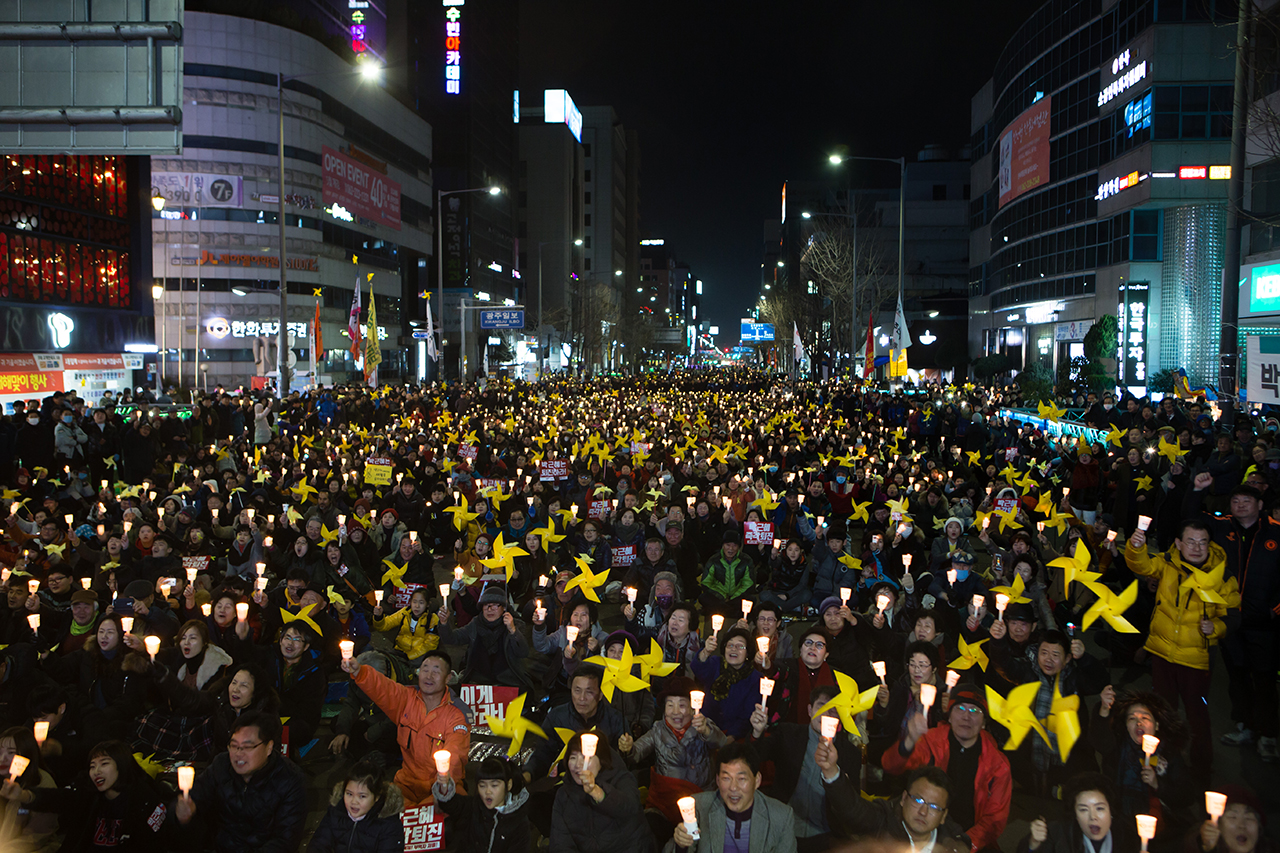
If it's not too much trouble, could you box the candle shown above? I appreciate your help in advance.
[177,765,195,795]
[123,520,132,533]
[995,593,1010,618]
[337,514,346,527]
[64,513,73,527]
[1037,521,1045,532]
[920,683,937,714]
[454,567,464,581]
[97,524,105,537]
[759,677,774,699]
[1107,530,1118,543]
[409,531,418,543]
[982,516,990,529]
[236,602,249,621]
[255,577,268,592]
[120,616,133,634]
[535,605,547,622]
[565,625,579,644]
[625,587,637,603]
[755,636,770,658]
[263,536,273,548]
[1205,792,1227,824]
[677,795,700,840]
[579,732,598,759]
[946,670,960,689]
[1136,815,1157,851]
[439,583,450,601]
[245,508,255,521]
[434,749,451,775]
[27,579,38,595]
[201,603,212,617]
[186,567,198,583]
[901,553,912,570]
[80,577,91,590]
[144,635,160,660]
[26,613,39,631]
[873,660,887,684]
[538,574,549,588]
[1137,515,1152,531]
[1063,487,1071,498]
[373,590,384,604]
[33,721,48,746]
[840,586,852,607]
[690,690,705,712]
[820,715,839,741]
[1142,734,1159,764]
[7,754,29,782]
[817,515,825,528]
[711,614,724,632]
[972,594,986,611]
[947,569,957,585]
[876,593,890,615]
[340,640,354,660]
[161,582,172,599]
[741,600,753,618]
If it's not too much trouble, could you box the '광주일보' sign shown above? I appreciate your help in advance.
[321,145,402,230]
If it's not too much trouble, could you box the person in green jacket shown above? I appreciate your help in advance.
[699,530,755,619]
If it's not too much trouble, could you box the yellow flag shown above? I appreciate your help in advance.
[889,348,909,377]
[365,288,382,372]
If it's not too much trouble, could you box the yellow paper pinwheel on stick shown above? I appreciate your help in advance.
[1080,580,1140,633]
[444,494,481,532]
[530,524,565,553]
[1045,676,1081,762]
[564,559,610,603]
[485,692,547,756]
[549,726,579,767]
[985,682,1049,750]
[949,637,990,672]
[1179,563,1231,606]
[635,638,680,680]
[1037,400,1067,422]
[380,559,409,589]
[480,532,530,583]
[584,643,651,701]
[813,670,881,738]
[280,603,323,637]
[849,500,871,524]
[1049,540,1099,597]
[989,574,1032,605]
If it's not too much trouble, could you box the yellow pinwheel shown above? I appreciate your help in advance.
[44,541,68,560]
[813,670,881,738]
[1042,505,1071,535]
[1157,436,1188,466]
[132,752,166,779]
[1135,474,1153,492]
[480,533,530,583]
[281,603,323,637]
[966,450,983,467]
[750,490,780,513]
[949,636,989,672]
[1104,425,1125,448]
[836,551,863,572]
[584,643,651,701]
[1037,400,1067,422]
[886,496,910,519]
[319,524,340,546]
[530,524,566,554]
[381,558,409,589]
[325,585,349,606]
[1049,540,1099,596]
[986,682,1049,750]
[564,559,610,602]
[1044,675,1081,762]
[993,506,1023,534]
[989,573,1032,605]
[1179,563,1232,606]
[485,692,547,756]
[635,638,680,680]
[549,726,579,767]
[444,494,481,532]
[1080,580,1140,633]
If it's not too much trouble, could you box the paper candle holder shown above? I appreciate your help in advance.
[677,795,700,840]
[1136,815,1157,850]
[820,715,838,740]
[27,579,38,595]
[177,765,195,795]
[872,660,887,684]
[741,600,753,618]
[756,636,769,655]
[1205,792,1227,824]
[919,683,937,713]
[625,587,637,603]
[901,554,912,569]
[947,569,957,585]
[840,587,852,606]
[235,602,249,621]
[373,590,384,604]
[710,614,724,632]
[876,593,890,614]
[434,749,452,775]
[339,640,354,660]
[1137,515,1152,531]
[144,635,160,660]
[579,733,598,759]
[120,616,134,634]
[201,603,212,617]
[26,613,39,631]
[439,583,450,601]
[945,670,960,689]
[690,690,705,712]
[8,754,29,782]
[565,626,579,643]
[759,677,774,699]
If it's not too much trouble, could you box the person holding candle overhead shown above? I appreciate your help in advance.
[869,641,947,763]
[759,538,812,614]
[1192,786,1271,853]
[1020,773,1140,853]
[688,625,765,738]
[1126,519,1239,775]
[432,755,531,853]
[769,627,838,726]
[551,730,652,853]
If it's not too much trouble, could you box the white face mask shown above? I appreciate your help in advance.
[27,416,39,425]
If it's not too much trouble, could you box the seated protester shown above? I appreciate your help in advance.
[119,577,180,641]
[339,649,469,807]
[986,628,1107,794]
[436,584,532,689]
[0,739,174,853]
[825,764,970,853]
[768,627,837,726]
[258,587,342,666]
[651,600,700,674]
[526,667,628,780]
[327,585,372,659]
[697,530,755,617]
[316,540,374,607]
[327,651,398,764]
[759,538,811,613]
[617,676,731,830]
[0,576,38,646]
[1021,773,1140,853]
[205,587,260,653]
[265,621,326,751]
[622,536,678,603]
[881,686,1012,852]
[533,599,608,703]
[43,616,147,745]
[688,626,764,739]
[432,755,530,853]
[752,601,795,661]
[372,587,438,672]
[666,741,796,853]
[146,660,279,758]
[926,550,988,625]
[0,642,54,732]
[0,726,58,848]
[929,516,975,576]
[449,533,497,627]
[267,568,312,613]
[33,566,76,614]
[815,595,878,687]
[981,602,1040,694]
[48,588,102,656]
[166,618,233,689]
[552,731,653,853]
[222,523,261,582]
[868,640,947,765]
[622,570,682,642]
[856,531,904,604]
[1089,687,1196,839]
[1002,552,1056,630]
[175,711,308,853]
[1191,786,1272,853]
[747,683,861,850]
[307,759,405,853]
[808,524,862,610]
[129,619,235,761]
[26,685,87,786]
[602,631,657,738]
[907,608,953,675]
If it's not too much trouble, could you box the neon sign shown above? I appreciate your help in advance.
[1098,60,1147,107]
[444,1,463,95]
[1124,92,1151,137]
[1118,282,1150,388]
[543,90,582,142]
[1179,166,1207,179]
[1095,170,1145,201]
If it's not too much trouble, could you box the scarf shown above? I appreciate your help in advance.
[711,659,754,702]
[70,618,96,637]
[613,521,642,543]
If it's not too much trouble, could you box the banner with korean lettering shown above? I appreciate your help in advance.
[401,805,445,851]
[611,544,637,567]
[1118,281,1150,393]
[744,521,775,546]
[459,684,520,733]
[540,460,568,481]
[1247,336,1280,404]
[588,499,611,521]
[321,145,402,231]
[998,97,1051,208]
[392,582,428,611]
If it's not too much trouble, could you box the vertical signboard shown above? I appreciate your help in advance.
[444,1,463,95]
[1247,336,1280,404]
[998,97,1052,208]
[1117,281,1150,394]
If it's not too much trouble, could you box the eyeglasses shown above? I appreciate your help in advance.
[952,704,983,716]
[802,639,826,649]
[228,740,263,752]
[909,795,945,813]
[724,643,748,652]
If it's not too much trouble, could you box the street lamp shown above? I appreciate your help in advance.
[535,237,582,380]
[275,61,383,397]
[435,185,503,381]
[152,283,165,394]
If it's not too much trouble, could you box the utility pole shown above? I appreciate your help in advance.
[1220,0,1250,427]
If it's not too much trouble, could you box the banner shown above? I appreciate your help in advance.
[458,444,479,461]
[321,145,402,230]
[154,172,244,208]
[611,544,637,567]
[995,497,1018,514]
[998,97,1052,208]
[364,457,393,485]
[459,683,520,733]
[1247,336,1280,404]
[588,499,611,521]
[401,806,445,851]
[181,556,211,573]
[744,520,775,546]
[540,460,568,481]
[392,582,428,611]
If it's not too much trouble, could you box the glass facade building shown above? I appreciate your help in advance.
[969,0,1236,391]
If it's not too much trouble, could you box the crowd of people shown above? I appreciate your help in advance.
[0,371,1272,853]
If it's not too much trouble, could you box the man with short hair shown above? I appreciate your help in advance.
[525,666,626,780]
[341,649,468,806]
[175,711,308,852]
[828,764,970,852]
[880,686,1012,852]
[667,742,797,853]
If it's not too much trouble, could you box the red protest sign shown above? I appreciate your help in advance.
[459,683,520,733]
[588,499,611,521]
[392,582,428,611]
[611,544,637,567]
[540,459,568,481]
[182,556,211,573]
[744,521,775,546]
[401,805,445,851]
[995,497,1018,514]
[458,444,479,461]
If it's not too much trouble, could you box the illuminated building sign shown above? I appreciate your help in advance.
[444,1,463,95]
[1180,166,1207,179]
[513,90,520,124]
[47,313,74,349]
[1124,92,1152,137]
[544,89,582,142]
[1098,59,1147,106]
[1210,165,1231,180]
[1248,261,1280,314]
[1118,281,1150,389]
[207,319,389,341]
[1095,170,1146,201]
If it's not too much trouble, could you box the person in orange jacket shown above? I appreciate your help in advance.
[340,648,469,807]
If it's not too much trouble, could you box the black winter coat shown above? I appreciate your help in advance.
[435,786,531,853]
[186,751,308,852]
[306,782,405,853]
[32,773,175,853]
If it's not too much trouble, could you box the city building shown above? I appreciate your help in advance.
[638,240,699,366]
[151,11,435,391]
[969,0,1238,394]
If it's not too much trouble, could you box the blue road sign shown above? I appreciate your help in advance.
[480,309,525,329]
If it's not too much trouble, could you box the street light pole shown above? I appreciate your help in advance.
[435,186,502,382]
[276,72,290,398]
[535,237,582,380]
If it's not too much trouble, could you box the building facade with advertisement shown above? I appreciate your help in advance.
[151,12,434,391]
[969,0,1238,392]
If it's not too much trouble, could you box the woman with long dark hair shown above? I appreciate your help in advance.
[1020,773,1139,853]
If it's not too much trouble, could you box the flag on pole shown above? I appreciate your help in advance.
[891,291,912,351]
[424,295,439,362]
[309,299,320,383]
[347,279,362,367]
[793,322,806,365]
[863,312,876,380]
[364,277,381,387]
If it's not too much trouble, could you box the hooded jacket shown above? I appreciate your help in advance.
[1125,539,1240,670]
[305,781,405,853]
[434,784,530,853]
[700,546,753,600]
[550,760,652,853]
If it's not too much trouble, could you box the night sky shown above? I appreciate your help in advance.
[520,1,1031,339]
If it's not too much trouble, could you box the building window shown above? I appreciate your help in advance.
[933,184,947,201]
[584,214,592,226]
[584,170,592,182]
[1131,209,1161,260]
[583,144,592,157]
[584,258,591,270]
[584,192,592,204]
[584,236,592,248]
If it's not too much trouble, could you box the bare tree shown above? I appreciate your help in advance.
[799,216,895,369]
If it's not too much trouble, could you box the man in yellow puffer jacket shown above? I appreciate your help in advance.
[1126,519,1240,775]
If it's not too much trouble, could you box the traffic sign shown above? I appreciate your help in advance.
[480,309,525,329]
[740,322,775,342]
[411,331,431,340]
